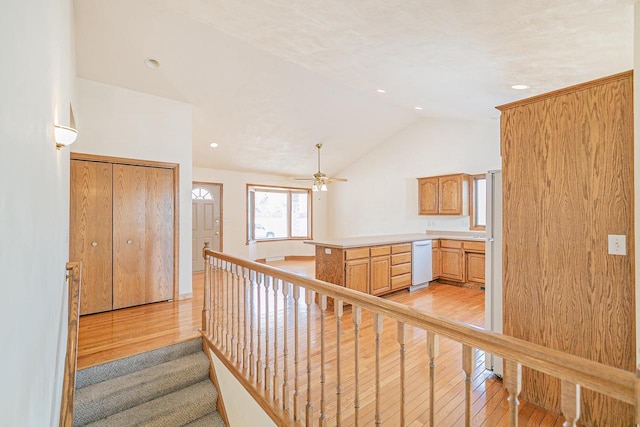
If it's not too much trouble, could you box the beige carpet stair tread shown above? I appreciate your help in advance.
[76,339,203,388]
[84,380,217,427]
[183,411,226,427]
[74,352,210,426]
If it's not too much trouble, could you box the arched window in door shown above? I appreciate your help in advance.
[192,187,213,200]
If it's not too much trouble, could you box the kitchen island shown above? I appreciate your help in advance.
[305,234,431,297]
[306,231,486,297]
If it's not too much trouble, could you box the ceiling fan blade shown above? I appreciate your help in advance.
[293,177,314,181]
[325,177,348,183]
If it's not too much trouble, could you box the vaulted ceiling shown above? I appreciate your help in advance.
[74,0,634,177]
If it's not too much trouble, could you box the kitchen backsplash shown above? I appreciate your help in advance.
[424,216,472,231]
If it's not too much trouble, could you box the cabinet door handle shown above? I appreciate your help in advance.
[91,241,98,247]
[127,239,133,245]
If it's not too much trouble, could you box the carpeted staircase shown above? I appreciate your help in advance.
[73,338,225,427]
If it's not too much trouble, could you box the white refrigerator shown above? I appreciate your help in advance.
[485,170,503,377]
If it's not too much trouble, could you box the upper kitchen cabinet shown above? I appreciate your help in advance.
[417,177,438,214]
[417,173,469,215]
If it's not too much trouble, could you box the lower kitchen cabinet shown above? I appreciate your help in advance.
[370,245,392,295]
[370,255,391,295]
[432,239,485,287]
[432,240,441,279]
[466,252,485,285]
[440,240,464,282]
[345,258,370,294]
[463,240,485,286]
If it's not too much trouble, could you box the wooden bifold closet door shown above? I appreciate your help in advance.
[112,164,173,309]
[70,158,175,315]
[70,160,113,315]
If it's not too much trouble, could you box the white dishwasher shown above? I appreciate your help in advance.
[411,240,433,290]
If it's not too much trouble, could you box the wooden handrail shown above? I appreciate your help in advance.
[203,244,640,426]
[203,248,637,407]
[59,261,82,427]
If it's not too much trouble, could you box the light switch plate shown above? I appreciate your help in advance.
[608,235,626,255]
[324,248,332,255]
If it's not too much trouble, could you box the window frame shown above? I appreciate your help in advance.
[246,184,313,243]
[469,174,486,231]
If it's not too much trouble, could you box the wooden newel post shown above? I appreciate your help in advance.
[202,242,211,332]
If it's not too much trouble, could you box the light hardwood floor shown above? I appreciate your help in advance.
[77,259,562,426]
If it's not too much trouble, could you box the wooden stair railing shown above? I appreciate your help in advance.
[201,244,639,426]
[60,261,82,427]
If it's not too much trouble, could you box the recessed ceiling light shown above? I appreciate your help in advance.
[209,142,218,148]
[414,106,423,110]
[511,84,529,90]
[145,58,160,70]
[376,89,386,93]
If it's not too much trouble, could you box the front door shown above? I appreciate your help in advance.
[192,182,222,272]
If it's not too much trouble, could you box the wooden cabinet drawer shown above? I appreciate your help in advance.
[391,244,412,254]
[345,247,370,260]
[370,245,391,257]
[391,263,411,276]
[391,273,412,290]
[391,253,411,265]
[463,240,485,252]
[440,239,462,249]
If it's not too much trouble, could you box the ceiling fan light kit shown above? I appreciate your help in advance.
[312,181,328,192]
[295,143,347,191]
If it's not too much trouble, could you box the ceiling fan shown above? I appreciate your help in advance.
[294,143,347,191]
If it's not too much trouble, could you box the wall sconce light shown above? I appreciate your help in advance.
[54,125,78,149]
[55,103,78,150]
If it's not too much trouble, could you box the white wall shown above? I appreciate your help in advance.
[634,0,639,367]
[210,353,276,427]
[0,0,75,424]
[193,167,328,260]
[329,117,500,238]
[73,78,193,294]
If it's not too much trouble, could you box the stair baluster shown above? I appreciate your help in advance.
[335,300,344,426]
[353,305,362,427]
[282,281,290,411]
[319,294,327,426]
[462,344,474,427]
[373,313,383,427]
[293,285,301,421]
[272,278,280,401]
[427,332,439,426]
[397,321,407,427]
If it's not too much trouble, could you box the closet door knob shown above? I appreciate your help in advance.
[215,232,220,236]
[127,239,133,245]
[91,241,98,247]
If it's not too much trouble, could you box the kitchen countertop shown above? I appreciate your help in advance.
[426,231,487,241]
[305,231,486,249]
[304,233,432,249]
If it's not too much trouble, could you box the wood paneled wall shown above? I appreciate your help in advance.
[498,71,635,426]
